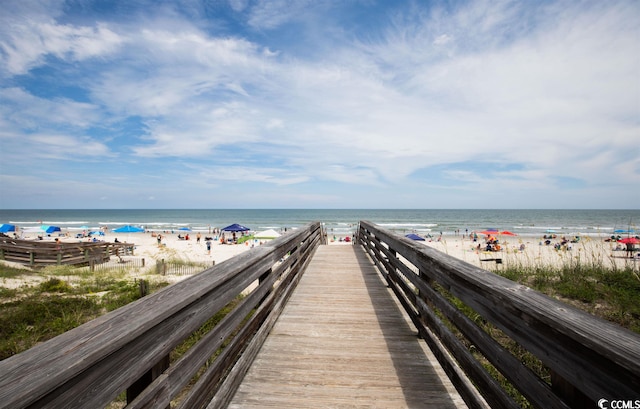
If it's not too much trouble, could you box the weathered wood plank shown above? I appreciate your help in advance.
[227,245,466,408]
[359,220,640,408]
[0,223,322,409]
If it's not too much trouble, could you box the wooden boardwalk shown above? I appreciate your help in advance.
[228,245,467,408]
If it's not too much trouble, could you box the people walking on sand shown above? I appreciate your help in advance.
[197,232,201,243]
[206,239,211,255]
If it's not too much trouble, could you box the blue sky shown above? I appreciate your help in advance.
[0,0,638,209]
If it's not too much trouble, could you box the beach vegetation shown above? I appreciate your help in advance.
[0,262,170,360]
[0,264,30,279]
[489,263,640,333]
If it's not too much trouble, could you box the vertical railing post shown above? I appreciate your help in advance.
[139,279,148,297]
[258,268,272,305]
[550,371,591,408]
[126,281,169,408]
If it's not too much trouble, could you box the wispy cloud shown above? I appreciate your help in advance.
[0,0,638,208]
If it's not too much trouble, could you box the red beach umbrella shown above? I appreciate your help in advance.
[476,230,517,236]
[618,237,640,244]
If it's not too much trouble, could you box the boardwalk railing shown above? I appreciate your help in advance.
[0,237,133,266]
[0,222,322,409]
[358,221,640,409]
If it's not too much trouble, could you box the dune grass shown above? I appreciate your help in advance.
[0,263,170,360]
[494,261,640,333]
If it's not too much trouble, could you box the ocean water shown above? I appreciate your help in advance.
[0,209,638,238]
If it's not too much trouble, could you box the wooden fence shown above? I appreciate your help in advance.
[72,257,210,276]
[0,222,322,409]
[155,258,213,276]
[0,237,133,267]
[74,256,147,274]
[358,220,640,409]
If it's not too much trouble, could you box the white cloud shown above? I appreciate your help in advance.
[0,87,100,129]
[0,9,123,76]
[228,0,250,13]
[0,0,637,208]
[245,0,320,30]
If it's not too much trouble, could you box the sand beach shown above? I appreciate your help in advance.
[417,233,639,271]
[3,225,637,280]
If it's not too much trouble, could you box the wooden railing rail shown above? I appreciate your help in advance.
[0,237,133,266]
[358,221,640,409]
[0,222,322,409]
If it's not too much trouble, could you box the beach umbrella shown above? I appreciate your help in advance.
[617,237,640,244]
[221,223,250,232]
[255,229,280,239]
[0,224,16,233]
[405,233,425,241]
[113,225,144,233]
[41,225,61,234]
[614,229,636,234]
[477,230,517,236]
[178,227,192,231]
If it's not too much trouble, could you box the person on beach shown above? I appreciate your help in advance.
[626,243,635,258]
[197,232,201,243]
[206,239,211,255]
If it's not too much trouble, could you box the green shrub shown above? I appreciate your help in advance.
[498,264,639,333]
[0,295,101,360]
[0,265,30,279]
[0,261,173,359]
[39,278,72,293]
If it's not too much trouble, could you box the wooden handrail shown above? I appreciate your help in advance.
[358,221,640,409]
[0,222,322,409]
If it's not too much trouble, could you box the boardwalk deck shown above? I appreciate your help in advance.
[228,245,467,408]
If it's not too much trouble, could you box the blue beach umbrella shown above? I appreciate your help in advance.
[0,224,16,233]
[113,225,144,233]
[41,225,61,234]
[614,229,635,234]
[405,233,425,241]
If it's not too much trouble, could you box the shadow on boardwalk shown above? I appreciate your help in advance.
[354,245,465,408]
[228,245,465,408]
